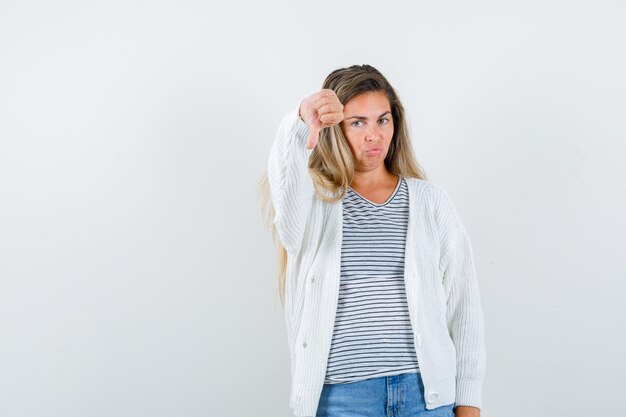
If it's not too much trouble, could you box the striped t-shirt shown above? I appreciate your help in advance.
[323,175,420,384]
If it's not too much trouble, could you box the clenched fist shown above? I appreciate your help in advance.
[298,89,344,150]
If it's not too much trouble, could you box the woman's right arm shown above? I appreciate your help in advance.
[267,89,344,255]
[266,106,315,255]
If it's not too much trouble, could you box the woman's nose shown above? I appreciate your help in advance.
[365,125,379,141]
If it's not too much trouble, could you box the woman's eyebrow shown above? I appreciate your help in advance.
[345,111,391,120]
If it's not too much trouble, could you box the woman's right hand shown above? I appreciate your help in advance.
[299,88,344,150]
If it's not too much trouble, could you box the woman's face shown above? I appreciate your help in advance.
[340,90,394,173]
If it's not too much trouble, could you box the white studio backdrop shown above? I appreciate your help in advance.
[1,1,624,416]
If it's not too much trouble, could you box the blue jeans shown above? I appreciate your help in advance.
[316,372,456,417]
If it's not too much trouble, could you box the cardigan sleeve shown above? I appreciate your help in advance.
[432,183,487,410]
[267,105,315,255]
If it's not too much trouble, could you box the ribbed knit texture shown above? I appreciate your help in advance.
[267,105,486,417]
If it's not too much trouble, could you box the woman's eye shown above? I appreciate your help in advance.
[351,120,363,127]
[379,118,389,124]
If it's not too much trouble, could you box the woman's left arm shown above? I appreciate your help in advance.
[432,184,487,412]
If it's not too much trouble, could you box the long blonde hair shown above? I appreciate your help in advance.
[257,64,428,307]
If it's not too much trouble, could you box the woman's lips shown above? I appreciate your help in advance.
[365,147,382,156]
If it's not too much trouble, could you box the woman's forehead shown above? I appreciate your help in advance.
[344,91,391,117]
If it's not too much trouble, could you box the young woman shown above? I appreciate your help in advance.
[259,64,486,417]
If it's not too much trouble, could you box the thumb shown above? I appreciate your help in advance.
[306,126,321,150]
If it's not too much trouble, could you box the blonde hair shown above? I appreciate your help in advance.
[257,64,428,307]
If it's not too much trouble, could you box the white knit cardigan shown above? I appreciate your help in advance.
[267,105,486,417]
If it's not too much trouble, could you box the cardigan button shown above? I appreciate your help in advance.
[426,392,439,403]
[302,341,308,348]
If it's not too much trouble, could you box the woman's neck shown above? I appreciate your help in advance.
[350,168,398,190]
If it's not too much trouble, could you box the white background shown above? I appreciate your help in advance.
[1,1,625,416]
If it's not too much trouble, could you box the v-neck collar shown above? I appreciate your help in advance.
[348,175,402,207]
